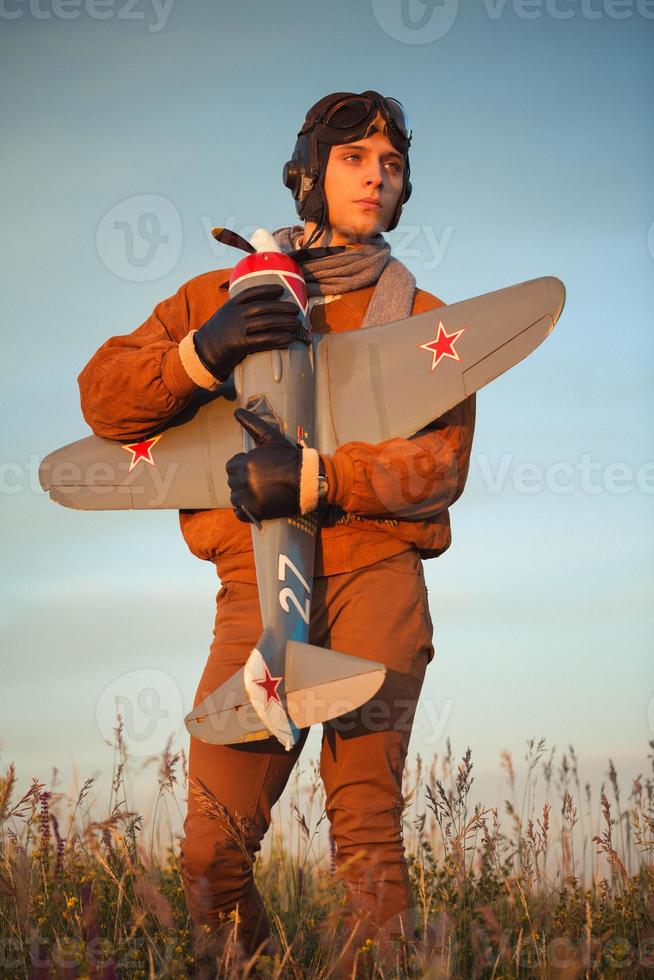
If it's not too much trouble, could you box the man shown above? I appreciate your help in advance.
[78,91,476,975]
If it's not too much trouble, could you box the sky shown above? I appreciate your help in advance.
[1,0,653,824]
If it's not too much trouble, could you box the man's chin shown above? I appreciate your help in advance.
[332,216,388,243]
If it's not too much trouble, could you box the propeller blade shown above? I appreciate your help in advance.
[211,227,256,254]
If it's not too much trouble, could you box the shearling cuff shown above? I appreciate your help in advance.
[178,331,222,391]
[320,452,351,508]
[299,447,320,514]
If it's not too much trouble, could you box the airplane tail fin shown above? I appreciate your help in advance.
[285,641,386,728]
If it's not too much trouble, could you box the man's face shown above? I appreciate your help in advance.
[321,131,405,244]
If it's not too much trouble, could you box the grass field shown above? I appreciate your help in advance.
[1,727,652,978]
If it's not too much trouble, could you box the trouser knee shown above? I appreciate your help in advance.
[328,800,407,883]
[180,817,259,923]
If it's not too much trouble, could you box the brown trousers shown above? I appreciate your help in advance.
[180,548,434,967]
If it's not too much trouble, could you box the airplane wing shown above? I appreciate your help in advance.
[39,277,565,510]
[313,276,565,454]
[39,387,241,510]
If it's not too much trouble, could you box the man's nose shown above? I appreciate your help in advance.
[363,161,384,188]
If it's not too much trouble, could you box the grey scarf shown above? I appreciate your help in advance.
[273,224,416,327]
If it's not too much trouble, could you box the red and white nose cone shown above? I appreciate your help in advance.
[229,252,308,315]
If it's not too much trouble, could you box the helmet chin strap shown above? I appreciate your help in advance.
[303,205,329,248]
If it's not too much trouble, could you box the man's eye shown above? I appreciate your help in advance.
[343,153,361,162]
[385,161,403,174]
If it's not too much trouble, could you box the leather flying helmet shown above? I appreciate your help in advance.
[283,90,412,240]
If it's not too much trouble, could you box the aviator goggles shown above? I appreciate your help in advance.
[301,92,412,146]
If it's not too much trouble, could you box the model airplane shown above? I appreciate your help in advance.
[39,228,566,750]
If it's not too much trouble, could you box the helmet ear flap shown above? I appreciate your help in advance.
[282,138,306,198]
[385,167,412,232]
[283,135,322,220]
[282,155,300,196]
[403,178,412,204]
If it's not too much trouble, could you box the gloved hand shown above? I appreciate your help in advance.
[193,284,303,382]
[227,409,302,523]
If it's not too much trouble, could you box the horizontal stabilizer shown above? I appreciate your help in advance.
[186,643,387,745]
[185,667,271,745]
[285,640,386,728]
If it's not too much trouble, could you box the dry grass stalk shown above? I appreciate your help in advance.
[0,738,652,977]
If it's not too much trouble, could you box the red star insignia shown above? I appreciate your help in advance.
[121,435,162,472]
[418,321,465,371]
[253,666,283,706]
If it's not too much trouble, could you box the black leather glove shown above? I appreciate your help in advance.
[193,284,303,382]
[227,409,302,523]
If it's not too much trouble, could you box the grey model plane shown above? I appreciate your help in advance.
[39,229,566,750]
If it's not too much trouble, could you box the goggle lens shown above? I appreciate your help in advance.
[318,95,411,141]
[324,98,373,130]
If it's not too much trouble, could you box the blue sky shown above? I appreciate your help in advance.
[1,0,653,816]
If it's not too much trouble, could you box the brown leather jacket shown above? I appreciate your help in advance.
[78,268,476,583]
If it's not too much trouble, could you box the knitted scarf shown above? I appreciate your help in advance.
[272,225,416,327]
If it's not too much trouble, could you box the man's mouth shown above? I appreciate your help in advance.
[354,198,382,210]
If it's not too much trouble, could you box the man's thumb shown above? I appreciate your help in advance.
[235,408,284,446]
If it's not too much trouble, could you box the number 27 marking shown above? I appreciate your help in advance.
[278,554,311,624]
